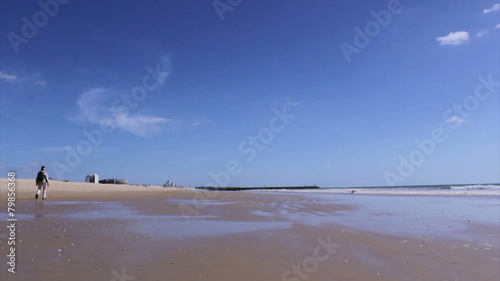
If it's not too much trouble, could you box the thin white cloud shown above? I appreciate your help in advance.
[189,121,201,131]
[157,55,172,85]
[285,96,300,106]
[0,163,48,179]
[38,145,73,152]
[18,162,44,174]
[190,157,210,162]
[0,71,18,82]
[75,88,108,123]
[35,80,47,86]
[483,3,500,14]
[496,23,500,29]
[0,70,48,86]
[445,116,468,124]
[188,117,213,131]
[76,88,170,137]
[436,31,469,46]
[476,30,488,37]
[149,149,171,155]
[74,56,173,137]
[113,112,169,137]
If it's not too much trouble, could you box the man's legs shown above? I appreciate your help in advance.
[36,183,43,199]
[42,182,47,199]
[36,182,47,199]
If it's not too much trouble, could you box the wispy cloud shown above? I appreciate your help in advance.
[189,121,201,130]
[21,162,44,173]
[0,70,48,86]
[73,56,173,137]
[483,3,500,14]
[190,157,210,162]
[436,31,469,46]
[285,98,300,106]
[35,80,47,86]
[38,145,74,152]
[113,112,169,137]
[76,88,109,123]
[476,30,488,37]
[496,23,500,29]
[156,55,171,85]
[188,117,214,131]
[9,162,44,174]
[76,88,171,137]
[0,162,49,179]
[0,71,18,82]
[445,116,468,124]
[278,96,300,107]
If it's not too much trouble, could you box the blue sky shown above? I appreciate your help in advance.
[1,0,499,187]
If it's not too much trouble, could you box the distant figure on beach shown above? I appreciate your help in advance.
[35,166,49,200]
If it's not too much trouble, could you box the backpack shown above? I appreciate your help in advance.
[36,171,45,183]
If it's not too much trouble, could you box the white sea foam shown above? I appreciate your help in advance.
[449,184,500,190]
[266,184,500,196]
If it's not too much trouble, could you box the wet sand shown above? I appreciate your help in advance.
[0,179,499,280]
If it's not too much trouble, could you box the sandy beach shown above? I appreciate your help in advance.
[1,179,499,281]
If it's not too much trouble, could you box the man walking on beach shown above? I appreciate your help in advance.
[35,166,49,200]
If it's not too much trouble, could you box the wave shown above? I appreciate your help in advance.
[262,184,500,196]
[449,184,500,190]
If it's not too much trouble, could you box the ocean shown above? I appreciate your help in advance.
[273,183,500,196]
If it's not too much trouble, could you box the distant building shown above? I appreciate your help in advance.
[85,174,99,183]
[163,180,176,187]
[99,178,128,185]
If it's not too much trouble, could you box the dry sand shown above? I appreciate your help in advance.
[0,178,190,201]
[0,179,498,280]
